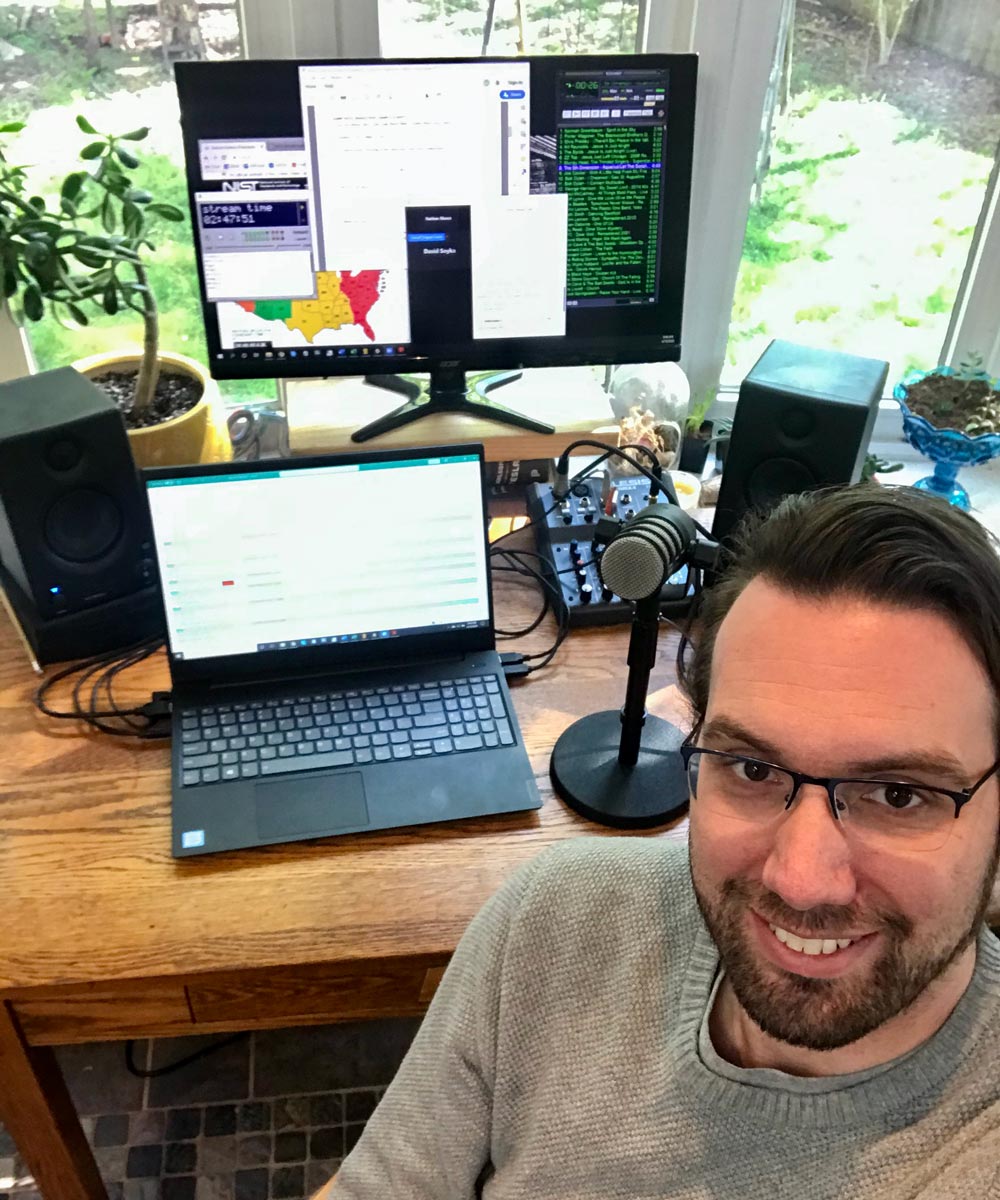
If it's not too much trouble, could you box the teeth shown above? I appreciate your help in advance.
[769,924,855,956]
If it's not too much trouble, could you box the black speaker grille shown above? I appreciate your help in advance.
[44,489,123,563]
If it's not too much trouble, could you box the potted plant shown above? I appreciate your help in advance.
[678,388,732,475]
[893,353,1000,510]
[0,115,221,467]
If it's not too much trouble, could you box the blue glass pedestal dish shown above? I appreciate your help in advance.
[894,368,1000,511]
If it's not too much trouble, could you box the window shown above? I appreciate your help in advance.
[1,0,273,407]
[378,0,642,57]
[724,0,1000,388]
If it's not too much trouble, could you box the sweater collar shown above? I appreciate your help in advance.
[671,912,1000,1128]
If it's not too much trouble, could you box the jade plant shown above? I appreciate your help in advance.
[0,115,185,414]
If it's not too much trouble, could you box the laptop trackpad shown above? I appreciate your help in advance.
[254,771,369,839]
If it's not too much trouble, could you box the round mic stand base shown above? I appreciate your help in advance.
[550,710,689,829]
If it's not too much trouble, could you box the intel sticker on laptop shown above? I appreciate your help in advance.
[181,830,206,849]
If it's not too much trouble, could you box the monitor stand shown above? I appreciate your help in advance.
[351,363,556,443]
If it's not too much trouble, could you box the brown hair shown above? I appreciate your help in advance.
[678,485,1000,741]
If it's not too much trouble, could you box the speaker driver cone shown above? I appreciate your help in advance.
[44,489,124,562]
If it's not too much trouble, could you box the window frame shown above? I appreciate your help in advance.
[241,0,1000,445]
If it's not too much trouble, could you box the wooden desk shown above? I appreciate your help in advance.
[0,523,691,1200]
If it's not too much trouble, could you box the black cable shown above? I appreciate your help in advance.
[34,637,170,739]
[489,544,569,671]
[491,557,550,638]
[124,1032,250,1079]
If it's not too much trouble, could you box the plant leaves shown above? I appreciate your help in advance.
[122,200,143,238]
[73,248,109,268]
[2,268,18,298]
[66,302,89,326]
[80,141,106,160]
[0,121,25,134]
[101,193,115,233]
[115,146,140,170]
[76,115,99,135]
[102,285,119,315]
[24,241,49,269]
[22,284,43,321]
[61,172,86,203]
[146,202,185,221]
[125,187,152,204]
[28,195,45,212]
[119,127,150,142]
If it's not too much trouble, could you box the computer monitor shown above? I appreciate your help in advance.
[174,54,697,441]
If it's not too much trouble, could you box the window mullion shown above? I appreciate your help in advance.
[646,0,784,407]
[941,147,1000,377]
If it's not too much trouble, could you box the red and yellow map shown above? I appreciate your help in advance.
[237,269,385,343]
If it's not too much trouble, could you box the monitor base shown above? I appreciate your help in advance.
[352,368,556,443]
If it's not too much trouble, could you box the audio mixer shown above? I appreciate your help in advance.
[527,475,694,627]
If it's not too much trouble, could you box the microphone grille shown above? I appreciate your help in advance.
[599,506,690,600]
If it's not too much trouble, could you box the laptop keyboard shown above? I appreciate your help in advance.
[178,675,515,787]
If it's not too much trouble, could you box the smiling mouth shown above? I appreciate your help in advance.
[767,922,860,957]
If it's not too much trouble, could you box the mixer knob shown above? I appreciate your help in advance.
[602,586,614,603]
[579,584,593,605]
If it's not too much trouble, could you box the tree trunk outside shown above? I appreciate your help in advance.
[514,0,526,53]
[158,0,205,60]
[104,0,119,48]
[481,0,498,54]
[81,0,100,65]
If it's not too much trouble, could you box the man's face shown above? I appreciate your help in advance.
[688,578,1000,1052]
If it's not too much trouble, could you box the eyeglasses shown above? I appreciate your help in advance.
[679,741,1000,852]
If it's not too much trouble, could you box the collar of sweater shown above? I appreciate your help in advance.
[671,920,1000,1129]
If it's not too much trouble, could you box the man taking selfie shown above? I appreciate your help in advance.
[319,484,1000,1198]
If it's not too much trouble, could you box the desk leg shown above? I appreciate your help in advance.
[0,1002,107,1200]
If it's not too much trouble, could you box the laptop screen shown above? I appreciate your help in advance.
[146,451,491,664]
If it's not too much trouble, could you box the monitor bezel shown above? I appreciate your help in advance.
[174,53,698,382]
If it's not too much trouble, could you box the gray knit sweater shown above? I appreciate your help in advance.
[332,838,1000,1198]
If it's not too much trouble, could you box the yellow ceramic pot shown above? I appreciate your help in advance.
[72,348,225,468]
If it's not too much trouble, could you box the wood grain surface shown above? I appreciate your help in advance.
[0,522,692,1001]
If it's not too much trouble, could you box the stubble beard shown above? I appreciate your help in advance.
[690,851,998,1052]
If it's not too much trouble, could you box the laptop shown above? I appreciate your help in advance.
[143,443,541,857]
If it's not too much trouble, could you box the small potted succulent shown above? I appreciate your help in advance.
[678,388,731,475]
[894,353,1000,510]
[0,115,220,467]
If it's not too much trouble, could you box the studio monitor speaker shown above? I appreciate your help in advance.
[712,339,888,548]
[0,367,164,664]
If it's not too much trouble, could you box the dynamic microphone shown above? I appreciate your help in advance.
[599,504,697,600]
[549,502,699,829]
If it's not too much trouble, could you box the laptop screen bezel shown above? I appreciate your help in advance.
[142,442,497,688]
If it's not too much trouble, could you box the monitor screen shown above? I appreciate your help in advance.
[174,54,696,382]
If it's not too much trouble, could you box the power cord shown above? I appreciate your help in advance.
[124,1033,250,1079]
[34,637,172,739]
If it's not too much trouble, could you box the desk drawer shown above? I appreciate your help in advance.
[10,981,193,1046]
[188,958,449,1029]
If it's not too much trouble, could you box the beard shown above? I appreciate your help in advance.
[690,844,999,1052]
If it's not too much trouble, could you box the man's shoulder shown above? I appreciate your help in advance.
[509,835,697,934]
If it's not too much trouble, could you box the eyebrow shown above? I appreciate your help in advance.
[699,716,971,784]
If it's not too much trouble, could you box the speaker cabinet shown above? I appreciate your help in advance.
[0,368,164,664]
[712,340,888,547]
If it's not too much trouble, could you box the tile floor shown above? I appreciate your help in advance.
[0,1017,420,1200]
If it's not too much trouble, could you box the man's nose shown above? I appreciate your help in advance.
[760,785,858,912]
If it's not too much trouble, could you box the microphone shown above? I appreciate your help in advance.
[599,504,696,600]
[549,502,699,829]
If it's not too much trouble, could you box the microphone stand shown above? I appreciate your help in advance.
[549,592,689,828]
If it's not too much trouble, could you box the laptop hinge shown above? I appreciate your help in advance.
[201,650,475,693]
